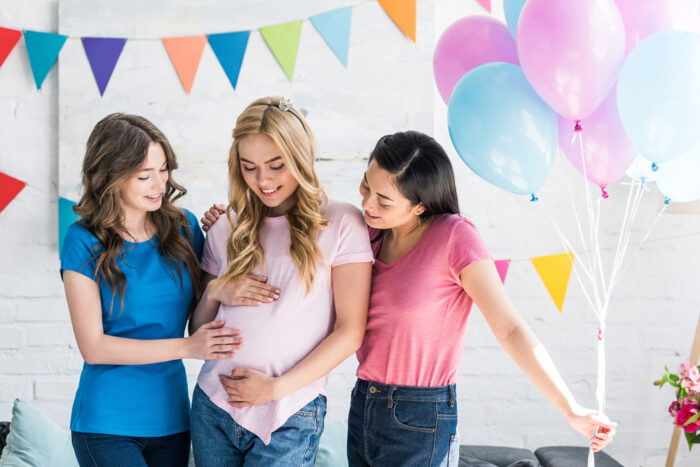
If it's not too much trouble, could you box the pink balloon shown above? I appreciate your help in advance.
[433,16,518,104]
[615,0,700,56]
[558,86,637,189]
[517,0,625,121]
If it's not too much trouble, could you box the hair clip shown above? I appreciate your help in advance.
[279,97,292,112]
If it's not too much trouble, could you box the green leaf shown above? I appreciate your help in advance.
[670,374,680,382]
[685,431,695,450]
[683,411,700,426]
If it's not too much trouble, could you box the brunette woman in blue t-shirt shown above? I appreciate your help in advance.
[60,113,244,467]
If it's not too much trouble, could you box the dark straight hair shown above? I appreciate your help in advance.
[368,130,460,227]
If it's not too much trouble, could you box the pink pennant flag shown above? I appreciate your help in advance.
[494,259,510,283]
[477,0,492,12]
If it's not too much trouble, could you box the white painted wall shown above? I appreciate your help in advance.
[2,1,700,465]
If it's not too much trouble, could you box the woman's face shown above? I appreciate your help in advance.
[120,142,168,216]
[360,159,423,230]
[238,133,299,216]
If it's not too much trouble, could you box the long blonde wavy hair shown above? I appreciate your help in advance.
[222,96,328,292]
[74,113,201,313]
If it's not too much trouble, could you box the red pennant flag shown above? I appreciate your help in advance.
[0,27,22,69]
[0,172,27,213]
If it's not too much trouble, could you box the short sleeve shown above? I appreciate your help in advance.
[446,217,491,281]
[331,204,374,268]
[60,222,100,282]
[183,209,205,261]
[200,213,226,277]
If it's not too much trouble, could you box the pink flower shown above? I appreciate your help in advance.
[689,365,700,383]
[669,400,681,418]
[679,359,698,380]
[675,400,700,433]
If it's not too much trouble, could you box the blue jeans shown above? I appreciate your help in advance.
[190,384,326,467]
[71,430,189,467]
[347,379,460,467]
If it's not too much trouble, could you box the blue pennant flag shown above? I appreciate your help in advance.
[23,30,67,89]
[59,197,79,255]
[310,6,352,67]
[208,31,250,90]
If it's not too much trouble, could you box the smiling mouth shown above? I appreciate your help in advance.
[364,211,380,220]
[260,186,281,197]
[145,193,162,202]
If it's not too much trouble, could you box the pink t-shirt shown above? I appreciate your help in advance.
[197,200,372,444]
[356,214,491,387]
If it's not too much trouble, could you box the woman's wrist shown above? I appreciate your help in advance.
[273,375,292,400]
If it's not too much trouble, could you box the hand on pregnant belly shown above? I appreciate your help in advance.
[219,368,283,408]
[210,274,281,307]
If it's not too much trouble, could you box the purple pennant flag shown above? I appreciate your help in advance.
[81,37,126,96]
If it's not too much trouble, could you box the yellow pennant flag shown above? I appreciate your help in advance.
[530,252,574,312]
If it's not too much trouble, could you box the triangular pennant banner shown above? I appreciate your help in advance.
[207,31,250,90]
[23,30,67,89]
[0,27,22,70]
[0,172,26,214]
[81,37,127,96]
[530,253,574,312]
[476,0,492,12]
[259,20,303,80]
[310,7,352,67]
[162,35,207,94]
[59,197,79,255]
[377,0,416,42]
[494,259,510,284]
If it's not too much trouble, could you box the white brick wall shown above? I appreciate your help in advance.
[2,1,700,466]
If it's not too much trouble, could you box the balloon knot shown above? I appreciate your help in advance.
[651,162,659,172]
[530,194,539,202]
[601,187,609,199]
[574,121,582,132]
[596,326,604,341]
[664,197,671,205]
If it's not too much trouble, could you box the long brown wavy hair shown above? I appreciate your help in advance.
[74,113,201,313]
[222,96,328,292]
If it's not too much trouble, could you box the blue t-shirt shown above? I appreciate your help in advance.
[60,209,204,436]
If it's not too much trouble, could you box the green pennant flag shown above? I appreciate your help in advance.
[259,20,303,81]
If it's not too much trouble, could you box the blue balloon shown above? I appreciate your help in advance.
[504,0,527,40]
[617,30,700,163]
[447,62,557,195]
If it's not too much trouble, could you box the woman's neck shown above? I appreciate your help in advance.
[268,195,296,217]
[121,209,153,242]
[388,217,430,243]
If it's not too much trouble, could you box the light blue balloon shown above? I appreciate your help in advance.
[503,0,527,40]
[447,62,557,195]
[617,30,700,163]
[656,143,700,202]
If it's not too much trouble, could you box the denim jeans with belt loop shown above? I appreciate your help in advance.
[347,379,460,467]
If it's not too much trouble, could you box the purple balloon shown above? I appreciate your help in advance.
[558,86,637,189]
[433,16,519,104]
[615,0,699,56]
[517,0,625,121]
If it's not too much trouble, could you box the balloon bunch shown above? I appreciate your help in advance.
[436,0,700,202]
[435,2,700,464]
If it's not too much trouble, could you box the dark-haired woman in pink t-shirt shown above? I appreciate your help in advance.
[346,131,616,467]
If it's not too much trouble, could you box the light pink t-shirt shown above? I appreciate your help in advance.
[356,214,491,387]
[197,200,373,444]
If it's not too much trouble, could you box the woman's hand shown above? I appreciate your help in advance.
[183,320,242,360]
[219,368,284,408]
[208,275,280,307]
[565,406,617,452]
[201,203,225,231]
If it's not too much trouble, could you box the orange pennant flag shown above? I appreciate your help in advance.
[377,0,416,42]
[162,35,207,94]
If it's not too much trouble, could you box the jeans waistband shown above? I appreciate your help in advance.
[353,378,456,408]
